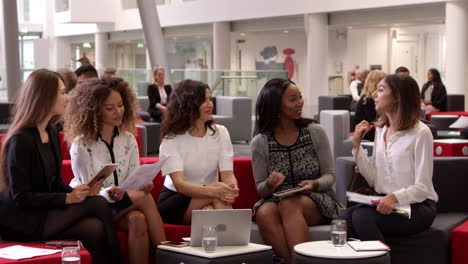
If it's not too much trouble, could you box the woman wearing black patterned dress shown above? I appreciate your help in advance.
[251,78,343,264]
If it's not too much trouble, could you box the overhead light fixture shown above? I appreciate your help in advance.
[137,43,144,48]
[240,33,246,36]
[283,30,289,33]
[82,42,92,48]
[195,36,201,39]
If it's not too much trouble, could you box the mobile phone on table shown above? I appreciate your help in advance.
[160,241,189,248]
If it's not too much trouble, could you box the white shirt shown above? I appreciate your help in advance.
[69,129,140,202]
[158,85,168,105]
[353,121,438,205]
[349,80,361,101]
[424,84,433,102]
[159,124,234,192]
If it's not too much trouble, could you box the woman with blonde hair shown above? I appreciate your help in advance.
[147,66,173,122]
[354,70,387,141]
[65,77,166,264]
[0,69,123,264]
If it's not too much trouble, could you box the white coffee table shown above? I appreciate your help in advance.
[292,241,390,264]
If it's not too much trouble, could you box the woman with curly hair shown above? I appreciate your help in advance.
[354,70,387,141]
[64,77,166,264]
[157,79,239,224]
[0,69,123,264]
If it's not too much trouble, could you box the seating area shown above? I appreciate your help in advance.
[55,155,468,264]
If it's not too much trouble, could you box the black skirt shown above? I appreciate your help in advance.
[157,187,191,224]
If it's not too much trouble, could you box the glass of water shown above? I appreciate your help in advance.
[202,224,218,253]
[62,246,81,264]
[330,220,347,247]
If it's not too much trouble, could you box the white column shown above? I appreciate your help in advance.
[1,0,21,102]
[213,22,231,70]
[137,0,167,74]
[446,0,468,108]
[304,13,328,118]
[95,32,108,70]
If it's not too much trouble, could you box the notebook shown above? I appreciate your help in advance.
[347,241,390,251]
[190,209,251,247]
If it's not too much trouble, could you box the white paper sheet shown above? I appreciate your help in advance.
[0,245,61,260]
[119,158,167,191]
[347,241,390,251]
[346,191,411,219]
[450,116,468,129]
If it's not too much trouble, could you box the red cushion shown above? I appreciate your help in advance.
[451,220,468,264]
[61,160,73,184]
[135,127,143,157]
[232,157,260,209]
[59,131,71,160]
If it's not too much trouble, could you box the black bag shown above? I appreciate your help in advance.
[347,166,377,208]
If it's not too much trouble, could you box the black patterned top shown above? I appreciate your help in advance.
[251,124,344,219]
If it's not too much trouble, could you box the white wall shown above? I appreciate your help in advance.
[230,30,307,96]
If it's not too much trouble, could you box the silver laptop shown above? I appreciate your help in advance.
[190,209,252,247]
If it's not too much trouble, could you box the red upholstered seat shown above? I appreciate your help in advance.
[451,220,468,264]
[427,111,468,121]
[60,157,259,254]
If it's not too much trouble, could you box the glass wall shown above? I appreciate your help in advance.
[166,38,212,72]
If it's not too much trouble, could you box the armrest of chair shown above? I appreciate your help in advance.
[451,220,468,264]
[335,157,356,205]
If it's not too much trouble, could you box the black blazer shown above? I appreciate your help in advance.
[354,96,376,141]
[147,84,172,122]
[421,82,447,111]
[0,125,72,240]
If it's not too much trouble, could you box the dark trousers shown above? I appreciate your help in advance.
[337,199,436,242]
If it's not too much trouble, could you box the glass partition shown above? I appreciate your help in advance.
[170,69,288,110]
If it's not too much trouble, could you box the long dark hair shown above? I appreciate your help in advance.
[254,78,312,136]
[161,79,216,139]
[421,68,447,111]
[375,74,421,131]
[0,69,63,192]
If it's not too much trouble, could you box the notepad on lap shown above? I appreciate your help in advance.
[347,241,390,251]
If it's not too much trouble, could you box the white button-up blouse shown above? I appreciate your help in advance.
[353,121,439,205]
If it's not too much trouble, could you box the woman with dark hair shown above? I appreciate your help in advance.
[65,77,166,264]
[157,79,239,224]
[252,78,342,264]
[421,68,447,114]
[0,69,123,264]
[339,74,438,242]
[147,67,172,122]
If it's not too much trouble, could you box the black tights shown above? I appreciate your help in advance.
[42,196,124,264]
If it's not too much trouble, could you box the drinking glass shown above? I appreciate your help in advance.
[61,246,81,264]
[330,220,347,247]
[202,224,218,252]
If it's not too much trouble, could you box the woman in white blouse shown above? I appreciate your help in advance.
[158,79,239,224]
[339,74,438,242]
[65,77,166,264]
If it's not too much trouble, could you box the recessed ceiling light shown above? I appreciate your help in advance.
[347,26,353,30]
[172,37,177,40]
[195,36,201,39]
[283,30,289,33]
[240,33,246,36]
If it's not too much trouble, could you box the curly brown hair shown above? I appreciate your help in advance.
[161,79,215,139]
[64,77,139,145]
